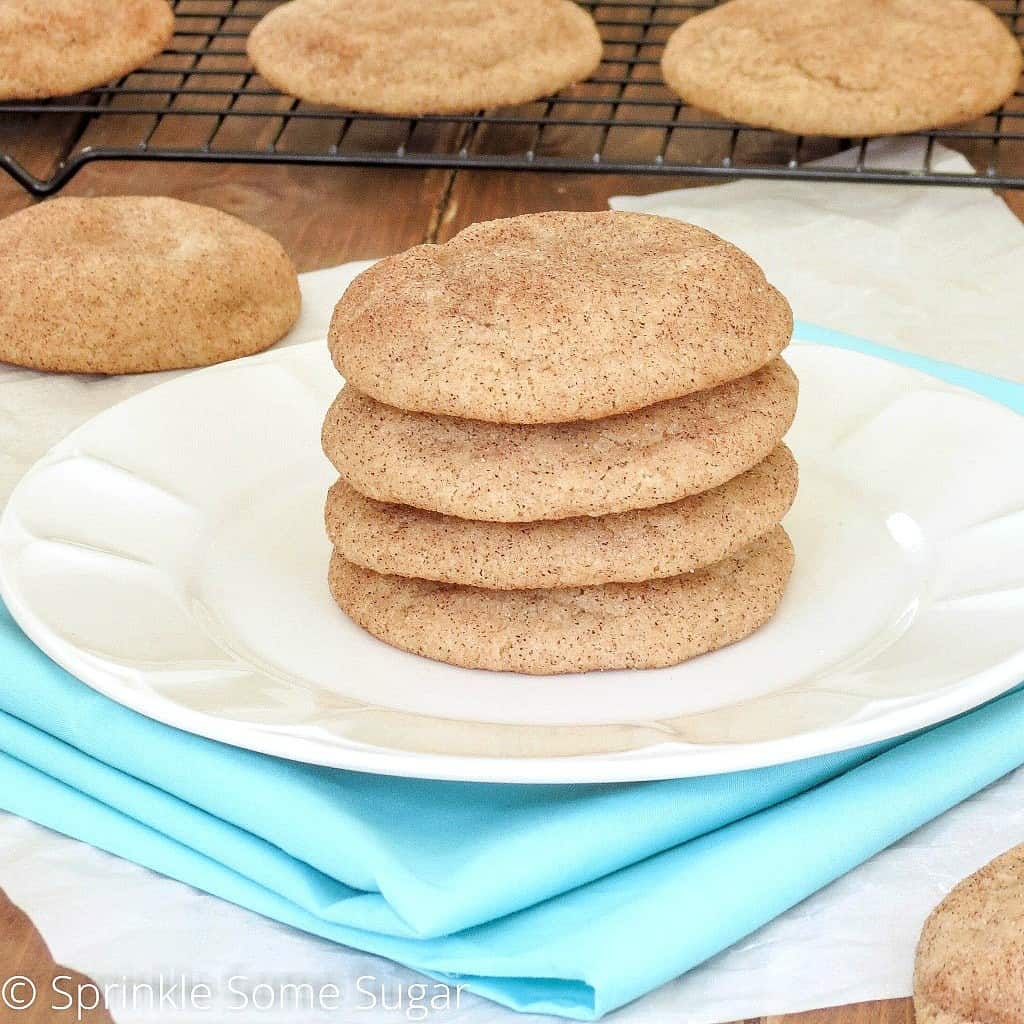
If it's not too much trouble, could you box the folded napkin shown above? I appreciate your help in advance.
[0,327,1022,1020]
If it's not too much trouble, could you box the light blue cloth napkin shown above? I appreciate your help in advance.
[0,324,1022,1020]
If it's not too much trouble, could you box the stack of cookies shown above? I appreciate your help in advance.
[321,211,798,675]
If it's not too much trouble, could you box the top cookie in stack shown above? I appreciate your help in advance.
[322,211,798,675]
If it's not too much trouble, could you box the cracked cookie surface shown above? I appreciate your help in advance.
[0,196,301,374]
[661,0,1022,137]
[247,0,602,115]
[329,211,792,423]
[0,0,173,100]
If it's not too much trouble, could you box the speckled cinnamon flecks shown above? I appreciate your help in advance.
[914,844,1024,1024]
[326,444,798,589]
[322,357,798,522]
[0,196,301,374]
[0,0,174,100]
[329,526,795,674]
[661,0,1022,137]
[329,211,793,423]
[322,210,799,674]
[247,0,602,116]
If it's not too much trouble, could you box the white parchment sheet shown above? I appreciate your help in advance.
[1,139,1022,1023]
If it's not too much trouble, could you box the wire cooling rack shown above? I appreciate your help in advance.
[1,0,1022,195]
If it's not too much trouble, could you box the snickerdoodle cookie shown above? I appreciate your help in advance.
[247,0,602,115]
[329,526,794,674]
[0,196,301,374]
[330,211,792,423]
[661,0,1022,137]
[326,444,797,589]
[0,0,174,100]
[322,358,798,522]
[915,844,1024,1024]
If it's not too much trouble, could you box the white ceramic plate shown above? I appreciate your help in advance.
[2,341,1023,783]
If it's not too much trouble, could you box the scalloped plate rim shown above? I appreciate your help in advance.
[1,341,1023,783]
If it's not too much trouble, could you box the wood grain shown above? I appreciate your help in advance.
[0,889,115,1023]
[0,112,83,220]
[57,159,455,270]
[769,999,916,1024]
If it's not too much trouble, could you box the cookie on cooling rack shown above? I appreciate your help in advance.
[246,0,602,115]
[660,0,1023,137]
[321,358,798,522]
[329,527,795,675]
[915,844,1024,1024]
[0,196,301,374]
[0,0,174,100]
[329,211,792,423]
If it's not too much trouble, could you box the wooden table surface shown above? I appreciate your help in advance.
[3,104,1018,1023]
